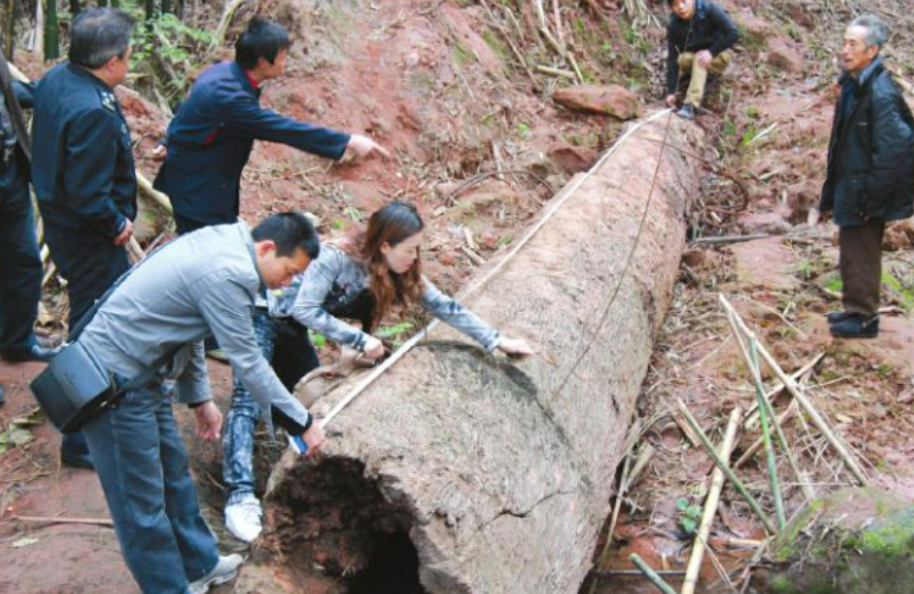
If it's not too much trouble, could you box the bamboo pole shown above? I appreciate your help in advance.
[676,399,777,535]
[136,171,173,214]
[724,307,817,500]
[734,400,797,469]
[742,352,824,430]
[750,338,786,531]
[11,515,114,527]
[681,407,741,594]
[719,294,870,486]
[631,554,679,594]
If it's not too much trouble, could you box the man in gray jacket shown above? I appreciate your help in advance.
[77,212,325,594]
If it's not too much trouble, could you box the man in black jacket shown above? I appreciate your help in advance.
[664,0,739,120]
[820,14,914,338]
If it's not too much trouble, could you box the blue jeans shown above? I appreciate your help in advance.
[82,379,219,594]
[222,310,275,505]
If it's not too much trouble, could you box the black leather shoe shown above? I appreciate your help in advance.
[61,433,95,471]
[826,311,853,324]
[1,343,62,363]
[61,447,95,470]
[829,314,879,339]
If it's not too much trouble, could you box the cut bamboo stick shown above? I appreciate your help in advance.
[11,515,114,527]
[681,407,741,594]
[136,171,173,215]
[743,352,824,430]
[724,307,817,500]
[734,400,797,469]
[676,399,777,535]
[631,554,679,594]
[750,338,786,531]
[719,294,869,486]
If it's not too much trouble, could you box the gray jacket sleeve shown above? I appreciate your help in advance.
[171,341,212,405]
[421,277,501,352]
[291,249,372,350]
[200,276,311,429]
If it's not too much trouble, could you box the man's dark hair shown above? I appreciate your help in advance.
[69,8,134,69]
[252,212,320,259]
[235,17,291,70]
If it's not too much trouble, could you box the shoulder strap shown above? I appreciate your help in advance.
[69,241,171,342]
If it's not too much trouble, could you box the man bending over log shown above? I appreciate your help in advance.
[74,213,326,594]
[220,201,533,542]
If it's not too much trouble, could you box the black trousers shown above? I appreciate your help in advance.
[45,229,131,332]
[272,289,378,387]
[838,220,886,318]
[0,152,43,353]
[174,212,212,236]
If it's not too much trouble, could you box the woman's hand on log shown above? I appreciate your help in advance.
[362,336,385,361]
[497,337,534,358]
[302,423,326,455]
[194,401,223,441]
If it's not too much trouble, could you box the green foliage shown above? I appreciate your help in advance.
[745,105,759,119]
[309,330,327,349]
[676,497,703,535]
[129,10,216,106]
[881,271,914,310]
[0,408,43,456]
[375,321,415,347]
[452,42,474,67]
[515,122,531,139]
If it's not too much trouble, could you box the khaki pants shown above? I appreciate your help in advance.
[677,50,733,108]
[839,220,886,318]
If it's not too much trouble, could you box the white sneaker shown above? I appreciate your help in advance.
[189,554,244,594]
[225,497,263,543]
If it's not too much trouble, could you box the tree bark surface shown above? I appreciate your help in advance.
[259,114,704,594]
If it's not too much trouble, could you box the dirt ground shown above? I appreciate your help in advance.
[3,0,914,593]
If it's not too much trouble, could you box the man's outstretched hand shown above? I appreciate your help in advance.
[346,134,391,160]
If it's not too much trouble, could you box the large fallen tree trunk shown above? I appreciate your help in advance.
[253,113,703,594]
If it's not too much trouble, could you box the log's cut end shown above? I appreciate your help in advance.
[258,113,705,594]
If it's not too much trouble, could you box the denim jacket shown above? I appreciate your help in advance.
[269,246,501,352]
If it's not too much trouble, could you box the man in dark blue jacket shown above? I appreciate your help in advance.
[664,0,739,120]
[820,15,914,339]
[0,54,59,364]
[154,17,388,235]
[32,7,137,468]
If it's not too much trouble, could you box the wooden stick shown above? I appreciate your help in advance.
[681,407,741,594]
[719,294,869,486]
[725,308,817,500]
[535,64,576,79]
[742,353,824,430]
[750,339,786,531]
[136,171,173,214]
[677,399,777,535]
[734,400,797,469]
[478,0,538,86]
[631,554,679,594]
[11,515,114,527]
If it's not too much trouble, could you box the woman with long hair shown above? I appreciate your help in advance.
[288,200,533,360]
[221,201,532,542]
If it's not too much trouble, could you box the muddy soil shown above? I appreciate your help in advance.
[3,0,914,593]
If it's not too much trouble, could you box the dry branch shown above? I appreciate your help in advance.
[719,294,870,486]
[681,407,741,594]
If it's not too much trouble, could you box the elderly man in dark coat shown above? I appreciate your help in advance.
[820,14,914,338]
